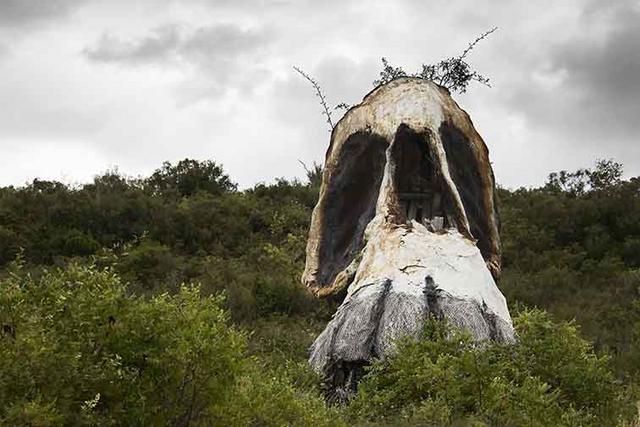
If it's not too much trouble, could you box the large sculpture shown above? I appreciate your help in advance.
[302,77,515,402]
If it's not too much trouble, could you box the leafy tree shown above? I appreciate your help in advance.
[145,159,237,197]
[545,158,623,195]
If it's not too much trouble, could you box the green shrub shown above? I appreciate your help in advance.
[116,238,180,291]
[247,314,330,395]
[52,229,101,258]
[213,364,344,427]
[0,263,245,425]
[0,225,19,265]
[0,262,345,426]
[348,310,633,426]
[191,234,327,323]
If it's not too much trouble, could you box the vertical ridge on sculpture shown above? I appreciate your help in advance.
[302,77,514,402]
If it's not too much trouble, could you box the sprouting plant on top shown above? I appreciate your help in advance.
[295,27,498,132]
[373,27,498,93]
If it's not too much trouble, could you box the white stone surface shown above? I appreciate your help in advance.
[348,220,512,324]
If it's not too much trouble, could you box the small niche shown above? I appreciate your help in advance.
[392,124,454,231]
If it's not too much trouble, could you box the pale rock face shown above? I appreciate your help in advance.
[302,77,514,401]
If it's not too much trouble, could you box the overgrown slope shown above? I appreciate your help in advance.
[1,158,638,425]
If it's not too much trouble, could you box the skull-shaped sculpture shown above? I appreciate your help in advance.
[302,77,515,402]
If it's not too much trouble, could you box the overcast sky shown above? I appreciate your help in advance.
[0,0,638,189]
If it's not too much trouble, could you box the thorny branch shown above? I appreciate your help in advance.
[293,66,335,130]
[459,27,497,60]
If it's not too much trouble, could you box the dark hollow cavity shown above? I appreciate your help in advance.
[392,124,453,230]
[317,131,389,287]
[439,121,497,261]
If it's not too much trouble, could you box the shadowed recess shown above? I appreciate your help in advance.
[439,121,496,262]
[317,131,388,286]
[392,124,454,230]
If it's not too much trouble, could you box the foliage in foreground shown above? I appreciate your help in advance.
[349,311,634,426]
[0,263,340,426]
[1,262,634,426]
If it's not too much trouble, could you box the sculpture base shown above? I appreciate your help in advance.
[308,226,515,402]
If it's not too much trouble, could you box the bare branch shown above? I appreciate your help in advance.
[458,27,498,60]
[293,66,335,130]
[298,159,311,176]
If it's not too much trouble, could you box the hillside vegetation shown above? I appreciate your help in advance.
[1,159,639,425]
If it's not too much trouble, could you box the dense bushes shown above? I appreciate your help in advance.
[0,158,639,424]
[498,161,640,373]
[2,262,634,426]
[349,311,633,426]
[0,263,244,425]
[0,263,341,426]
[2,158,637,361]
[0,159,327,324]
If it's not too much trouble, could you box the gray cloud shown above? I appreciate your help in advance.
[0,0,84,27]
[83,25,181,65]
[84,24,273,66]
[552,1,640,138]
[508,0,640,143]
[84,23,274,97]
[182,24,269,62]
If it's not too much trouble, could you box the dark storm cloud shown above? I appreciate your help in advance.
[509,0,640,144]
[0,0,84,27]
